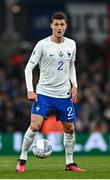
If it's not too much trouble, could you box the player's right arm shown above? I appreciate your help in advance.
[25,41,43,101]
[25,62,36,101]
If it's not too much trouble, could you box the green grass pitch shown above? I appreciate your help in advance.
[0,154,110,179]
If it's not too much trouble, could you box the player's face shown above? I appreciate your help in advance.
[50,19,67,38]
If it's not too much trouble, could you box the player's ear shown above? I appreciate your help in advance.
[50,23,53,29]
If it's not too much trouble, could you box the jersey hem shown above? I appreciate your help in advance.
[36,91,70,98]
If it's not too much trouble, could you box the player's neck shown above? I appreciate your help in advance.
[50,35,64,44]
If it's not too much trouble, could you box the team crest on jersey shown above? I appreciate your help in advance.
[59,51,63,57]
[67,51,71,57]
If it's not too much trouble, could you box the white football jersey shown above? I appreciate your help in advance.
[29,36,76,98]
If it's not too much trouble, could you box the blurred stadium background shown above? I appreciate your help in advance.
[0,0,110,156]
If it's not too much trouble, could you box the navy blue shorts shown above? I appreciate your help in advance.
[31,94,77,122]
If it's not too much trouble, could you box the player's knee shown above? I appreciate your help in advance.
[65,129,74,134]
[30,122,41,132]
[64,126,75,134]
[30,126,38,132]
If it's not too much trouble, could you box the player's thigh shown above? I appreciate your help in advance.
[30,95,52,131]
[61,121,75,134]
[55,98,77,122]
[30,113,44,131]
[31,94,51,118]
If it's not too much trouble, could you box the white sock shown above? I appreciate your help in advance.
[20,127,36,160]
[63,132,75,165]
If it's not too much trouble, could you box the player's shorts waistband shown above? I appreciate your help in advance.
[37,93,71,100]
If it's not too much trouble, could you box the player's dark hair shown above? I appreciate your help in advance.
[51,12,68,24]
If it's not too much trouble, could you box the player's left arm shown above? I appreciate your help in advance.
[69,62,78,103]
[69,42,78,103]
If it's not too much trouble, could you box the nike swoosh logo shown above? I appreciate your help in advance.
[68,116,74,120]
[50,54,55,57]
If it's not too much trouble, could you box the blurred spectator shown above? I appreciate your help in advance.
[0,0,6,40]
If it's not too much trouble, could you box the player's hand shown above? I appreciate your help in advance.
[71,87,77,103]
[27,91,37,101]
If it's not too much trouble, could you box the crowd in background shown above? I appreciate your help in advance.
[76,35,110,133]
[0,0,110,133]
